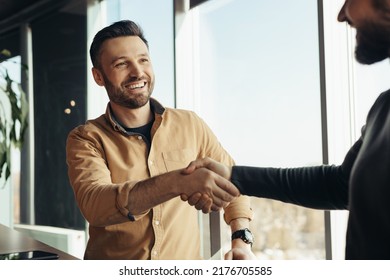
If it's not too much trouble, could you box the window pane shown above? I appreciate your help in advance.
[196,0,325,259]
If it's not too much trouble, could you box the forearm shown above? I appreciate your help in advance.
[128,166,239,215]
[69,153,181,224]
[231,165,348,210]
[73,182,134,226]
[127,170,182,215]
[230,138,363,210]
[230,217,250,232]
[226,195,253,250]
[230,218,252,249]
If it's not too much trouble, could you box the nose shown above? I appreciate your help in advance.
[337,1,347,22]
[129,62,143,78]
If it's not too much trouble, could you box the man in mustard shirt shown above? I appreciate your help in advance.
[66,20,253,260]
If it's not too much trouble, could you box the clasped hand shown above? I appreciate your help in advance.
[180,157,237,213]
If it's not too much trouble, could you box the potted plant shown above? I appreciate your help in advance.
[0,49,28,187]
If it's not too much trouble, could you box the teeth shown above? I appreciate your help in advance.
[127,82,145,89]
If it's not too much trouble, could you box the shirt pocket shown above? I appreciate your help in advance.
[162,148,197,171]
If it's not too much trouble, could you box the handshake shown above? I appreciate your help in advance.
[178,158,258,261]
[179,157,239,213]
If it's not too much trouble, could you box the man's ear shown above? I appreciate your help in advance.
[92,67,105,86]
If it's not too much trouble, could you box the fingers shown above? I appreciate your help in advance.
[224,250,233,260]
[185,187,231,209]
[193,194,211,212]
[212,175,240,199]
[180,164,239,212]
[195,167,239,203]
[224,248,258,260]
[187,193,202,205]
[181,157,233,182]
[211,203,223,212]
[181,157,213,175]
[188,193,214,213]
[182,193,223,213]
[201,198,213,213]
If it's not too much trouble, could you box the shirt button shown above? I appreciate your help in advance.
[155,220,160,226]
[137,135,142,140]
[153,250,158,256]
[149,160,154,165]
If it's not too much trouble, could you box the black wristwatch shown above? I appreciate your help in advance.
[231,228,254,247]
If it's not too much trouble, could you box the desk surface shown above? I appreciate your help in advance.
[0,224,79,260]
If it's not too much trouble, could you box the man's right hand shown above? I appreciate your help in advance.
[179,158,236,213]
[178,166,239,212]
[182,157,232,179]
[127,164,238,216]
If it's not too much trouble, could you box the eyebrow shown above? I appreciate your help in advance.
[110,53,149,65]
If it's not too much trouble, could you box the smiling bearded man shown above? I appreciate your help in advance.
[65,20,253,260]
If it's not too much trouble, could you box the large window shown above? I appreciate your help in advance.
[177,0,325,259]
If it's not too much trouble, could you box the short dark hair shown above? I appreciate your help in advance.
[89,20,148,68]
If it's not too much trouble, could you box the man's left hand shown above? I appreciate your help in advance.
[224,247,257,260]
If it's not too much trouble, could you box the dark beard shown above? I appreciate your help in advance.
[355,20,390,65]
[109,90,150,109]
[102,73,152,109]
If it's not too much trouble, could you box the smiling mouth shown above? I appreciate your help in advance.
[125,81,146,90]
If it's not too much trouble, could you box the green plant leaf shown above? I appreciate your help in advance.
[0,51,29,184]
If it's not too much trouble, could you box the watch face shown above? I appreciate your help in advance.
[243,229,254,243]
[232,228,254,245]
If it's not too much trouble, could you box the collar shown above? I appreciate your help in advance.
[105,98,165,133]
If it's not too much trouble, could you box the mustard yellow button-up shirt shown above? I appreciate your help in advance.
[66,99,252,259]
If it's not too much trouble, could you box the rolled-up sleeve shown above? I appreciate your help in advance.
[66,127,149,227]
[223,194,253,224]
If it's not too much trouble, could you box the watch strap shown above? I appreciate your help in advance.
[231,228,254,246]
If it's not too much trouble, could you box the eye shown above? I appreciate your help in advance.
[115,62,127,68]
